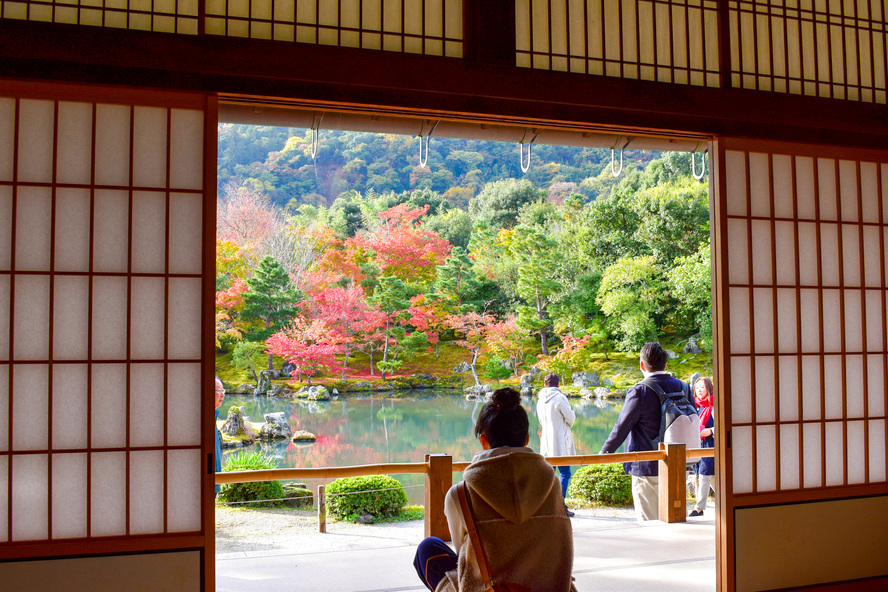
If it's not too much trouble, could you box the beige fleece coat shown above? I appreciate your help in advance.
[536,387,577,458]
[435,447,574,592]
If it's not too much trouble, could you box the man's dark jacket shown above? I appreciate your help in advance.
[599,373,688,476]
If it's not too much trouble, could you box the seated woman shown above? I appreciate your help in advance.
[413,387,574,592]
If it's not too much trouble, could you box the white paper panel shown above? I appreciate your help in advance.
[795,156,816,220]
[0,367,7,452]
[130,276,166,360]
[0,185,11,270]
[94,104,131,187]
[725,151,748,217]
[779,423,800,489]
[93,189,129,273]
[17,99,54,184]
[0,98,14,182]
[823,355,843,419]
[90,451,126,536]
[862,225,882,287]
[866,354,885,416]
[727,218,749,285]
[131,191,166,274]
[0,274,9,360]
[751,220,773,285]
[130,450,164,535]
[168,277,200,359]
[731,355,752,424]
[90,364,127,448]
[801,355,822,420]
[732,426,753,493]
[730,287,751,354]
[755,425,777,491]
[13,274,49,361]
[91,276,128,360]
[168,193,203,275]
[883,165,888,222]
[860,162,879,223]
[755,356,776,422]
[824,421,844,486]
[819,223,840,286]
[778,355,800,421]
[774,221,796,284]
[748,152,772,217]
[133,107,168,188]
[820,289,841,352]
[842,226,862,287]
[799,289,821,352]
[776,288,798,353]
[797,222,819,285]
[167,363,200,446]
[753,288,775,353]
[52,364,88,450]
[56,101,93,186]
[846,420,866,484]
[772,154,794,219]
[130,364,165,447]
[169,109,203,190]
[802,422,822,488]
[167,449,201,532]
[53,274,89,360]
[838,160,859,222]
[845,354,865,418]
[54,187,91,272]
[0,456,6,541]
[817,158,838,221]
[842,290,863,352]
[12,454,48,540]
[868,420,886,482]
[15,185,52,271]
[51,452,87,539]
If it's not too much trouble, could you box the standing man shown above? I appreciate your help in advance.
[537,373,577,517]
[214,376,226,494]
[600,342,688,521]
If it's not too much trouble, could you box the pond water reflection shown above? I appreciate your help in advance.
[219,390,623,504]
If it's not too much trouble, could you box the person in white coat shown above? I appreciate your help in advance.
[537,373,576,513]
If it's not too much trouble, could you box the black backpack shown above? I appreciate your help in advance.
[639,377,701,464]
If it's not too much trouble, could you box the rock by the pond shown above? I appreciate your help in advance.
[354,513,375,524]
[520,373,534,387]
[221,406,250,436]
[579,387,593,398]
[282,483,313,508]
[306,386,330,400]
[235,383,253,394]
[594,387,611,398]
[281,361,296,377]
[602,378,614,387]
[684,337,702,354]
[452,361,472,373]
[259,412,292,439]
[292,430,317,442]
[666,349,679,360]
[572,372,600,388]
[254,370,273,396]
[464,383,493,398]
[687,371,701,389]
[594,397,616,409]
[520,384,534,398]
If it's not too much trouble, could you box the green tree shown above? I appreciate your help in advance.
[425,208,473,249]
[667,241,713,346]
[469,178,543,229]
[231,340,265,382]
[242,256,301,369]
[433,246,482,311]
[367,276,411,379]
[507,225,562,355]
[596,256,666,351]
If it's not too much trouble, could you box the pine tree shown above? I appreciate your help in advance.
[242,256,301,369]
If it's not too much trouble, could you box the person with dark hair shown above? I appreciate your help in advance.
[600,342,690,521]
[413,388,574,592]
[537,373,576,516]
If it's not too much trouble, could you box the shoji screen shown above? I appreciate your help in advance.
[713,138,888,592]
[0,81,214,591]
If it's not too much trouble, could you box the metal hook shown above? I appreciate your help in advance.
[417,120,440,169]
[310,112,324,159]
[611,149,624,177]
[692,151,706,180]
[519,142,532,173]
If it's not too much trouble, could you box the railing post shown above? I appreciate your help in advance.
[424,453,452,541]
[318,484,326,533]
[658,442,686,523]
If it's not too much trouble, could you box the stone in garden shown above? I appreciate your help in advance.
[291,430,317,442]
[520,373,534,387]
[594,387,611,398]
[452,361,472,373]
[307,386,330,400]
[254,370,272,396]
[520,385,534,397]
[282,484,313,508]
[221,406,250,437]
[464,384,492,398]
[579,388,593,398]
[687,372,701,389]
[666,349,679,360]
[684,337,702,354]
[354,514,375,524]
[594,398,616,409]
[236,383,252,394]
[602,378,614,387]
[331,387,339,396]
[572,372,599,388]
[281,361,296,377]
[259,412,292,439]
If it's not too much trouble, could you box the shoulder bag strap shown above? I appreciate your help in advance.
[457,481,496,592]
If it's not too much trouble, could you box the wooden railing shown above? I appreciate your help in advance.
[216,444,715,540]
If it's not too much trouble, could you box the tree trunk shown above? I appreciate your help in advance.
[470,348,481,386]
[341,342,350,381]
[381,320,390,380]
[536,291,549,355]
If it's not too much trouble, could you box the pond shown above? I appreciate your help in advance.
[218,391,624,504]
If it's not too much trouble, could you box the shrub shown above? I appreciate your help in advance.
[325,475,407,521]
[567,463,633,506]
[217,450,285,507]
[484,358,512,380]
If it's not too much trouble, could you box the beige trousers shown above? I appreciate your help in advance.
[694,474,715,512]
[631,475,659,521]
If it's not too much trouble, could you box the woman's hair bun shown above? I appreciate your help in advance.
[490,387,520,409]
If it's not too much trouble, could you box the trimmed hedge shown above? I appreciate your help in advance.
[567,463,633,506]
[326,475,407,521]
[217,450,285,507]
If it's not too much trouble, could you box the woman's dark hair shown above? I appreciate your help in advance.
[544,373,559,387]
[474,387,529,448]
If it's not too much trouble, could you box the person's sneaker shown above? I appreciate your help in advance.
[689,509,704,517]
[566,510,575,517]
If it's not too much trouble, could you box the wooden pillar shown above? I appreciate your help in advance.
[658,442,687,523]
[318,484,326,533]
[424,453,453,540]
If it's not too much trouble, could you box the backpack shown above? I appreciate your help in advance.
[639,377,701,464]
